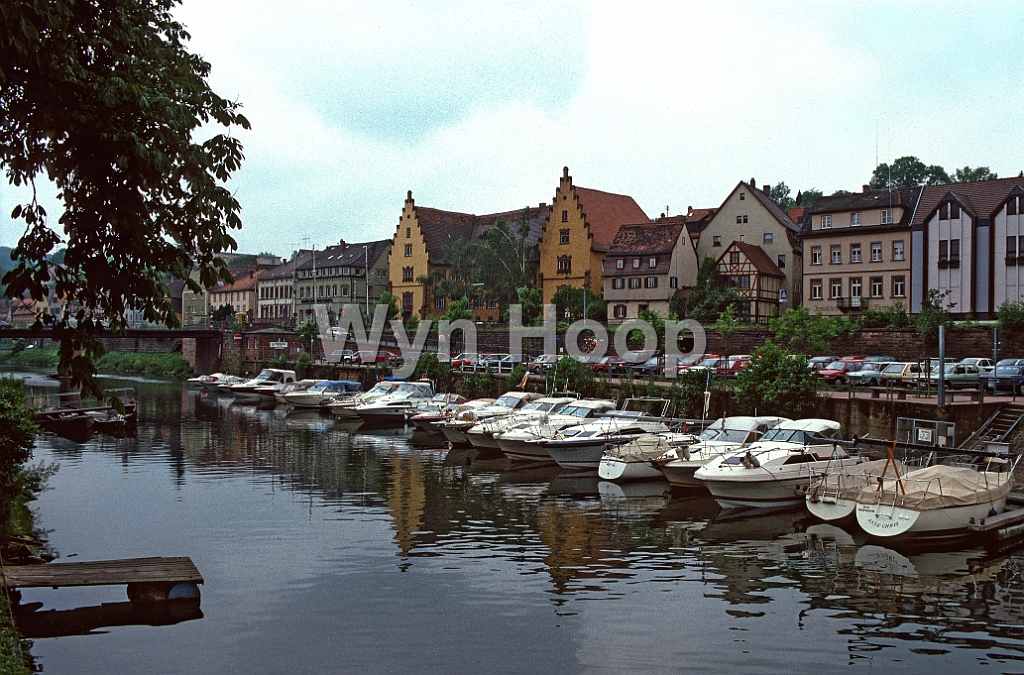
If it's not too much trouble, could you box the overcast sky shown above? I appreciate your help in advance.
[4,1,1024,257]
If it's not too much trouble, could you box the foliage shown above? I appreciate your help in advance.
[998,300,1024,334]
[916,289,954,346]
[684,257,743,324]
[1,0,250,399]
[668,289,687,320]
[298,321,319,350]
[953,166,998,183]
[296,352,314,379]
[442,297,474,322]
[473,214,534,316]
[546,356,596,398]
[770,306,857,354]
[93,351,191,376]
[416,237,478,307]
[868,156,950,190]
[711,304,741,352]
[404,314,420,334]
[630,308,667,350]
[269,354,290,369]
[551,286,605,322]
[458,368,498,399]
[733,342,824,419]
[669,369,715,420]
[507,364,529,391]
[227,317,243,334]
[769,182,794,211]
[377,291,400,324]
[0,586,33,674]
[0,347,59,367]
[796,189,823,207]
[516,286,544,325]
[412,352,454,393]
[0,378,39,534]
[861,301,912,330]
[211,304,236,323]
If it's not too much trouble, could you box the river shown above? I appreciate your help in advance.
[13,373,1024,673]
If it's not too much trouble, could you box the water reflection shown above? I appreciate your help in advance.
[15,374,1024,673]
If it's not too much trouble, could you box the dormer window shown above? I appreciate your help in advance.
[881,209,893,224]
[632,259,640,269]
[616,259,624,269]
[851,213,861,226]
[649,257,657,268]
[821,215,832,229]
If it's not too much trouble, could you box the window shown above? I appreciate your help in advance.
[404,244,412,257]
[851,213,861,226]
[613,278,624,289]
[1008,236,1018,259]
[559,228,569,244]
[561,210,568,222]
[763,233,773,244]
[881,209,893,225]
[940,204,949,220]
[740,192,745,200]
[871,242,882,262]
[632,258,640,269]
[870,277,883,298]
[614,305,627,318]
[713,236,722,247]
[851,244,861,263]
[645,277,658,289]
[1009,197,1022,216]
[778,255,785,268]
[342,267,351,276]
[649,257,657,268]
[821,215,832,229]
[670,277,678,288]
[743,215,749,223]
[402,292,413,310]
[950,238,960,261]
[557,256,571,273]
[810,279,823,300]
[893,276,906,297]
[830,279,842,299]
[486,299,496,309]
[850,277,862,298]
[434,296,446,309]
[736,216,742,224]
[939,239,948,261]
[893,240,905,261]
[830,245,842,264]
[629,277,641,289]
[341,285,349,297]
[616,259,624,269]
[730,252,740,264]
[951,203,961,219]
[402,267,413,282]
[405,227,411,238]
[811,246,822,265]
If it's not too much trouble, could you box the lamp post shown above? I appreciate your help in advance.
[364,245,370,315]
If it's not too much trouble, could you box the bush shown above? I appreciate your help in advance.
[546,356,596,397]
[413,352,454,393]
[770,306,858,354]
[916,289,954,346]
[296,352,314,379]
[269,354,290,369]
[732,342,824,419]
[861,301,912,330]
[507,364,528,391]
[998,300,1024,334]
[669,369,715,420]
[457,368,498,399]
[94,352,192,376]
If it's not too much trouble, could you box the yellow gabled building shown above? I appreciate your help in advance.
[537,167,650,304]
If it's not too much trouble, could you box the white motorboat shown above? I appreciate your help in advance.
[465,397,578,449]
[327,380,402,419]
[351,381,434,426]
[410,396,483,431]
[436,392,542,445]
[598,431,698,482]
[281,380,364,408]
[199,373,245,394]
[227,369,298,402]
[653,416,790,487]
[494,399,618,461]
[805,457,908,523]
[693,419,862,509]
[541,415,672,471]
[855,463,1013,539]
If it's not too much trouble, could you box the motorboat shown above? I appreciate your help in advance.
[227,369,298,402]
[495,399,617,461]
[410,396,483,431]
[203,374,246,394]
[186,373,235,390]
[351,381,434,426]
[805,457,908,523]
[854,462,1014,540]
[597,431,698,482]
[465,396,578,449]
[435,392,542,446]
[653,416,790,487]
[693,418,862,509]
[281,380,363,408]
[326,380,403,419]
[540,414,672,471]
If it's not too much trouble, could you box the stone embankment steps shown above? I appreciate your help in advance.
[962,403,1024,452]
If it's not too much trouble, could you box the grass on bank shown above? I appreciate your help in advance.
[0,349,191,377]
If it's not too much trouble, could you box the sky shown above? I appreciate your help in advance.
[3,1,1024,258]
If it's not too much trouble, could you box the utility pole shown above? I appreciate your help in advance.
[365,245,370,315]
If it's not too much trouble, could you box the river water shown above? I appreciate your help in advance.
[15,374,1024,674]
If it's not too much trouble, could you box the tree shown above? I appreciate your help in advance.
[416,237,477,308]
[868,156,950,190]
[711,304,741,355]
[516,286,543,325]
[796,189,823,207]
[551,286,605,322]
[211,304,235,323]
[733,342,823,419]
[770,305,856,354]
[916,289,954,347]
[473,214,533,316]
[954,166,998,183]
[684,257,743,324]
[769,182,794,211]
[0,377,40,533]
[1,1,250,398]
[298,321,320,352]
[442,297,474,322]
[546,356,596,398]
[998,300,1024,335]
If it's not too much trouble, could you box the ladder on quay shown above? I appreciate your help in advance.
[961,403,1024,452]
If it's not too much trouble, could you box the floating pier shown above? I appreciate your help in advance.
[3,557,203,602]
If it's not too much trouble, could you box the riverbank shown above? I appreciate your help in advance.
[0,350,192,377]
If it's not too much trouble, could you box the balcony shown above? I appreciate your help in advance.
[836,296,868,312]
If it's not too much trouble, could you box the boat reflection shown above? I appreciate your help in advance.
[13,599,203,639]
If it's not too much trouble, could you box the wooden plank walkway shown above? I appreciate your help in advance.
[2,557,203,590]
[966,509,1024,533]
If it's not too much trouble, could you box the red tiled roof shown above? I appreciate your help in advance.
[913,176,1024,226]
[574,186,650,250]
[214,269,264,293]
[729,241,784,278]
[413,203,551,264]
[787,206,806,222]
[607,222,685,255]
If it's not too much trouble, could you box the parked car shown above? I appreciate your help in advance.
[496,354,526,373]
[475,353,506,372]
[817,360,865,385]
[451,353,478,370]
[528,354,559,374]
[331,349,356,364]
[863,355,897,363]
[630,355,663,377]
[807,356,836,371]
[981,364,1024,394]
[592,356,626,374]
[846,361,894,387]
[354,350,394,365]
[716,355,750,379]
[959,357,995,373]
[879,362,926,387]
[924,363,981,389]
[680,355,723,376]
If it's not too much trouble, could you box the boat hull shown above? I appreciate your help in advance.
[806,495,858,523]
[467,430,501,449]
[657,462,703,488]
[855,497,1007,539]
[697,475,809,509]
[597,457,663,481]
[440,425,472,446]
[496,438,555,462]
[543,441,611,471]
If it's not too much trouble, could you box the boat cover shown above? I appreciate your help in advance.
[860,464,1013,510]
[806,459,906,502]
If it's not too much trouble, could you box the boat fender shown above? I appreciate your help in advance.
[989,507,999,517]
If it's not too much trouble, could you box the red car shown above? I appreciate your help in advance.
[818,360,864,385]
[716,355,751,379]
[592,356,626,374]
[354,350,395,365]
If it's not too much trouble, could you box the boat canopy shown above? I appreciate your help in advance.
[868,464,1013,510]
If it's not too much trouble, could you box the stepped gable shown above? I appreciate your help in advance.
[733,241,784,278]
[573,186,650,251]
[607,221,685,255]
[914,176,1024,225]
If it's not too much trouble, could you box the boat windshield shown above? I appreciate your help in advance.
[557,405,593,417]
[494,395,522,408]
[366,383,394,395]
[698,427,751,443]
[758,427,839,444]
[256,370,275,380]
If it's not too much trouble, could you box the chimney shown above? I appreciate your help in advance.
[688,206,693,214]
[763,184,770,196]
[750,178,756,189]
[863,185,870,193]
[539,202,546,208]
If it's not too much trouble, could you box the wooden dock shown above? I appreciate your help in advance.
[2,557,203,590]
